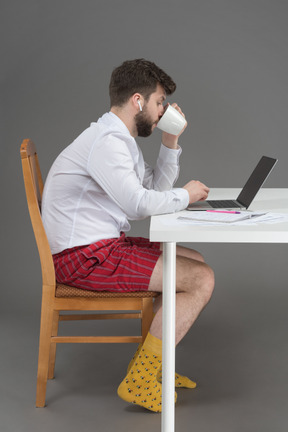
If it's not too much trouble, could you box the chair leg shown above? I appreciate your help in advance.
[36,291,55,407]
[141,298,154,341]
[48,310,59,380]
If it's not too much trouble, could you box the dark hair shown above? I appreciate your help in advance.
[109,59,176,107]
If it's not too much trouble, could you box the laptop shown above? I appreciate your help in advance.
[187,156,278,211]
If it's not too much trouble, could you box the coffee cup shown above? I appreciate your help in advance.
[156,104,187,135]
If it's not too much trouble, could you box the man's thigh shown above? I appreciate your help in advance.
[148,252,209,293]
[176,245,205,262]
[159,244,204,262]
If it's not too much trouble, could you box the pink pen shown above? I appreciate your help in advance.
[207,210,241,214]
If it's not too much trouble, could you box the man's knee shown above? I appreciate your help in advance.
[149,254,215,302]
[178,258,214,303]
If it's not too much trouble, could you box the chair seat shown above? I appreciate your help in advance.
[55,283,159,298]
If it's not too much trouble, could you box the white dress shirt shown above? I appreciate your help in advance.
[42,112,189,254]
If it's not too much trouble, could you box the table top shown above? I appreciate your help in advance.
[150,188,288,243]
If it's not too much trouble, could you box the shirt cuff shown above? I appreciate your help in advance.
[172,187,190,210]
[159,143,182,165]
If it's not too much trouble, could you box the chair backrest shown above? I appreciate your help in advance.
[20,139,56,287]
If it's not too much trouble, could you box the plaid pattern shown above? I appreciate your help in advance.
[53,233,162,293]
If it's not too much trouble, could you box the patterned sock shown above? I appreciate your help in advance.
[118,333,177,412]
[157,369,197,389]
[128,343,197,389]
[127,343,142,373]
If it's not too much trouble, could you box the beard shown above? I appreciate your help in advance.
[135,107,156,137]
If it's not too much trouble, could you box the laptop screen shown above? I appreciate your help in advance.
[237,156,278,208]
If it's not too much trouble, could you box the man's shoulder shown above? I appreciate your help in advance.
[57,113,135,161]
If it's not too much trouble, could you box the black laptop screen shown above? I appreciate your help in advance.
[237,156,277,208]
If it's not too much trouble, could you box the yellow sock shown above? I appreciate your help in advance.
[127,343,142,373]
[157,369,197,389]
[128,343,197,389]
[118,333,176,412]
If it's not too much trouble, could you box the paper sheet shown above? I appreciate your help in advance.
[169,211,288,227]
[177,211,259,224]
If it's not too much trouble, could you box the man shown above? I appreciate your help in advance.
[42,59,214,412]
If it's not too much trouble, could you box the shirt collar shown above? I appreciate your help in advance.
[102,111,133,138]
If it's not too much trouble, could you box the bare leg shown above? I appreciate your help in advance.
[153,245,205,315]
[174,245,205,262]
[117,246,209,410]
[149,246,214,345]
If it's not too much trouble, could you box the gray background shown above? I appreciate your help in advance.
[1,1,287,431]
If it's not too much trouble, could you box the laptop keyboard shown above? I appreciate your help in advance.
[207,200,240,208]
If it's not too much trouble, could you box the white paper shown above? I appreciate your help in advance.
[177,211,257,224]
[168,211,288,227]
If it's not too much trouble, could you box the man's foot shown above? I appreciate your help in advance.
[118,333,177,412]
[128,344,197,389]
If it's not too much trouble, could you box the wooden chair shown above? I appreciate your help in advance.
[20,139,158,407]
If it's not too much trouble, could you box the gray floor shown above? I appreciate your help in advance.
[1,244,288,432]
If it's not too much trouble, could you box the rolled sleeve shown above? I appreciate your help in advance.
[144,144,183,191]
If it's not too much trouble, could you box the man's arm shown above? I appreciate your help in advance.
[144,103,209,202]
[87,135,189,220]
[143,145,182,192]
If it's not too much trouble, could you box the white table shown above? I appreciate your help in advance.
[149,188,288,432]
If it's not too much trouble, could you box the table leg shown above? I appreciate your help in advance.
[162,242,176,432]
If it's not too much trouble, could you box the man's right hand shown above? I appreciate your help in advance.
[183,180,210,204]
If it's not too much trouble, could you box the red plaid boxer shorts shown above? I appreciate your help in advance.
[53,233,162,292]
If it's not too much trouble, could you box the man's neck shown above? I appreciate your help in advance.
[110,106,137,137]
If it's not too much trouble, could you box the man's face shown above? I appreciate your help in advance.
[135,84,166,137]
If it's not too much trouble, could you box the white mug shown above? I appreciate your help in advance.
[157,104,187,135]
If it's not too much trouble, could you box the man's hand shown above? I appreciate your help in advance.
[183,180,210,204]
[161,103,187,150]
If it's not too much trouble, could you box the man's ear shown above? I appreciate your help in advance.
[132,93,144,112]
